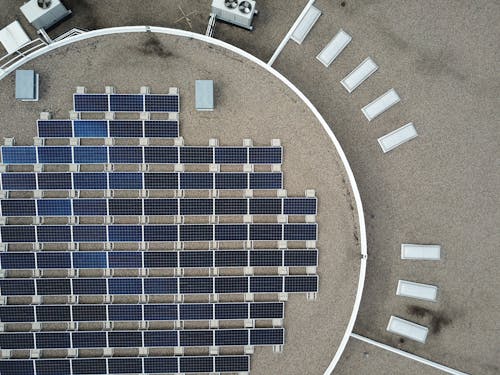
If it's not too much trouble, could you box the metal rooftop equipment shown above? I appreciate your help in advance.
[211,0,258,30]
[20,0,71,31]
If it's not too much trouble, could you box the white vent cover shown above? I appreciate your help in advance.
[211,0,257,30]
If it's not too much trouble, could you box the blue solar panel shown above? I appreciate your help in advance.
[250,302,284,319]
[180,147,213,164]
[284,198,317,215]
[108,198,142,215]
[250,328,284,345]
[143,251,177,268]
[180,173,213,189]
[250,276,282,293]
[108,305,142,320]
[73,146,108,164]
[73,278,107,295]
[284,224,317,240]
[37,252,71,268]
[215,329,248,346]
[249,147,282,164]
[0,226,35,242]
[109,172,142,189]
[215,198,247,215]
[215,224,248,241]
[284,250,318,266]
[110,94,144,112]
[109,251,142,268]
[37,278,71,295]
[109,278,142,294]
[284,275,318,292]
[36,359,70,375]
[144,357,178,374]
[72,359,107,375]
[179,251,212,268]
[144,304,178,320]
[144,331,177,347]
[73,332,107,348]
[144,172,178,189]
[73,225,107,242]
[0,306,35,322]
[249,172,282,189]
[179,303,213,320]
[1,173,36,190]
[215,173,247,189]
[73,251,107,268]
[37,199,71,216]
[72,305,106,321]
[215,303,248,320]
[38,172,72,190]
[109,146,143,164]
[249,250,282,266]
[180,330,213,347]
[144,94,179,112]
[0,252,35,269]
[148,277,180,295]
[179,224,213,241]
[0,279,35,295]
[37,225,71,242]
[215,250,247,267]
[38,120,72,138]
[180,198,212,215]
[108,358,142,374]
[1,199,36,216]
[73,199,107,216]
[74,94,108,112]
[215,147,247,164]
[249,224,282,240]
[215,277,248,293]
[143,146,177,163]
[36,332,70,348]
[74,120,108,138]
[179,357,212,373]
[37,146,72,164]
[144,120,179,138]
[0,360,35,375]
[73,172,107,190]
[179,277,212,294]
[143,198,177,215]
[215,356,249,372]
[109,120,143,137]
[143,225,177,242]
[0,333,34,349]
[249,198,282,214]
[2,146,36,164]
[37,305,70,321]
[108,331,142,347]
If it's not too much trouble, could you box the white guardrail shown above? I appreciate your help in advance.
[0,26,368,374]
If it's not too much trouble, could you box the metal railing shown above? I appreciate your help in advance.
[0,38,47,72]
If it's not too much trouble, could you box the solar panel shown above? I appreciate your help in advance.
[74,120,108,138]
[180,198,212,215]
[144,330,178,347]
[73,332,106,348]
[250,328,284,345]
[284,249,318,266]
[0,360,35,375]
[72,304,106,321]
[143,225,178,242]
[145,94,179,112]
[284,275,318,292]
[38,120,72,138]
[179,251,213,268]
[108,305,143,321]
[0,306,35,322]
[35,360,70,375]
[73,172,107,190]
[108,251,142,268]
[37,199,71,216]
[179,224,213,242]
[143,198,177,215]
[249,198,282,214]
[215,356,250,372]
[215,276,248,293]
[249,147,282,164]
[109,94,144,112]
[109,146,143,164]
[108,198,142,216]
[144,304,178,321]
[250,302,284,319]
[215,224,248,241]
[215,329,248,346]
[1,199,36,216]
[144,357,178,374]
[215,172,247,189]
[1,146,37,164]
[37,278,71,295]
[180,172,213,190]
[284,223,317,240]
[72,359,107,375]
[215,250,247,267]
[179,357,213,373]
[0,279,34,295]
[215,303,248,320]
[179,303,213,321]
[36,225,71,242]
[74,94,108,112]
[1,173,36,190]
[73,225,107,242]
[250,276,283,293]
[108,278,142,294]
[284,197,317,215]
[109,120,143,138]
[215,198,247,215]
[108,331,142,347]
[249,172,282,189]
[144,146,178,163]
[108,172,142,189]
[215,147,247,164]
[73,251,107,268]
[74,146,108,164]
[1,226,36,242]
[143,251,177,268]
[144,172,178,190]
[36,332,70,348]
[72,278,107,295]
[37,252,71,268]
[0,333,34,349]
[180,147,213,164]
[179,330,213,347]
[179,277,213,294]
[0,252,35,269]
[36,305,70,321]
[249,224,282,241]
[143,278,178,294]
[144,120,179,138]
[37,146,72,164]
[250,250,283,267]
[108,358,143,374]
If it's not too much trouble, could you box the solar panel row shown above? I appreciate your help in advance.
[0,302,284,323]
[0,223,317,243]
[0,356,250,374]
[0,276,318,295]
[0,172,282,190]
[1,146,282,165]
[0,328,284,349]
[0,198,316,217]
[0,250,318,269]
[73,94,179,112]
[37,120,179,138]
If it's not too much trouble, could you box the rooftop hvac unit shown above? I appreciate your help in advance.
[20,0,72,30]
[211,0,258,30]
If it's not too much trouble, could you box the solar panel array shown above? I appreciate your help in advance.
[0,88,319,374]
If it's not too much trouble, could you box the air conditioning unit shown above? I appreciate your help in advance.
[211,0,257,30]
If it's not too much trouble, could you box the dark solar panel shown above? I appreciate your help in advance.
[143,146,177,163]
[249,224,282,240]
[73,251,107,268]
[143,278,178,294]
[109,251,142,268]
[109,94,144,112]
[143,251,177,268]
[179,224,213,242]
[0,306,34,322]
[0,360,35,375]
[37,252,71,268]
[108,225,142,242]
[249,147,282,164]
[214,198,247,215]
[180,147,213,164]
[180,173,213,190]
[108,278,142,294]
[215,356,249,372]
[109,120,143,138]
[74,94,108,112]
[179,251,212,268]
[37,225,71,242]
[35,360,70,375]
[1,199,36,216]
[0,333,34,349]
[284,275,318,293]
[73,172,107,190]
[37,146,72,164]
[36,305,70,322]
[73,120,108,138]
[73,225,107,242]
[179,356,213,373]
[284,249,318,266]
[108,198,142,215]
[179,198,213,215]
[143,225,177,242]
[250,328,284,345]
[73,278,107,295]
[215,173,247,190]
[179,303,213,320]
[72,304,106,321]
[144,120,179,138]
[36,332,70,349]
[0,279,35,295]
[38,172,72,190]
[144,172,178,189]
[1,173,36,190]
[284,198,317,215]
[249,172,282,189]
[72,359,107,375]
[72,199,107,216]
[144,94,179,112]
[179,277,212,294]
[215,329,248,346]
[108,172,142,189]
[215,224,248,241]
[72,332,106,348]
[0,226,35,242]
[144,357,178,374]
[179,330,213,347]
[284,223,317,240]
[250,250,282,267]
[215,147,247,164]
[144,304,178,321]
[143,198,177,215]
[37,278,71,295]
[215,303,248,320]
[109,146,143,164]
[215,250,247,267]
[108,358,143,374]
[215,276,248,294]
[249,198,282,214]
[250,302,284,319]
[38,120,72,138]
[0,252,35,269]
[250,276,283,293]
[108,331,142,347]
[144,330,178,347]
